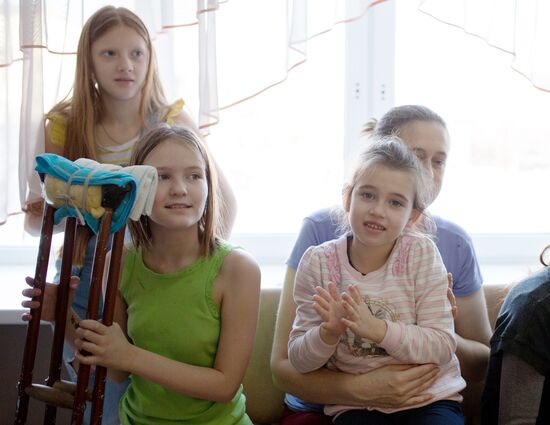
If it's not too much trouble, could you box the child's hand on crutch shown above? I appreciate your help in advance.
[21,276,80,322]
[75,320,132,372]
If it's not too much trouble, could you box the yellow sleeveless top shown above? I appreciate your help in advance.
[47,99,185,165]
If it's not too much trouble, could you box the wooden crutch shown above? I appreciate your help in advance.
[15,181,130,425]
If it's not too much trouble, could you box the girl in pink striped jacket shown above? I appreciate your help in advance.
[288,137,466,425]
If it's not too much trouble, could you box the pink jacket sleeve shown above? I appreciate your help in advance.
[379,237,456,365]
[288,246,338,373]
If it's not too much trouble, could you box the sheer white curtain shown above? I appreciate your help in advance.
[1,0,25,224]
[419,0,550,91]
[0,0,379,225]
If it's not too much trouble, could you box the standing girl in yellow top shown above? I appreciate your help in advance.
[22,6,236,425]
[25,5,235,233]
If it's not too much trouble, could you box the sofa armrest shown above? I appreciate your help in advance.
[483,284,513,329]
[243,288,285,424]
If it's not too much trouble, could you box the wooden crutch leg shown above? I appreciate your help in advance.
[16,180,132,425]
[43,217,77,425]
[90,225,126,425]
[15,204,56,425]
[86,184,131,425]
[71,208,114,425]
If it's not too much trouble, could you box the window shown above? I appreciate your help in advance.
[205,28,346,235]
[394,2,550,237]
[1,2,546,292]
[0,16,348,290]
[345,1,546,283]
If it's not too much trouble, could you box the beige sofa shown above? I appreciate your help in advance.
[242,284,511,425]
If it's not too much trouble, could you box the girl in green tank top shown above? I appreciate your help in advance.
[72,126,261,424]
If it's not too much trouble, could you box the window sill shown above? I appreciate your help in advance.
[1,232,545,324]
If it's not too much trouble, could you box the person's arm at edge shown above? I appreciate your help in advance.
[447,227,492,382]
[499,352,542,425]
[22,276,81,350]
[454,288,492,382]
[24,120,65,236]
[270,266,440,408]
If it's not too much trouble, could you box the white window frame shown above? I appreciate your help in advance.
[229,1,547,284]
[231,3,398,269]
[341,1,546,282]
[1,2,547,294]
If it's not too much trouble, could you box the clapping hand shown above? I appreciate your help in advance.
[341,285,387,343]
[312,282,347,345]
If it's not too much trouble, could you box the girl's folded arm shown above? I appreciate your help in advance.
[24,121,65,236]
[382,240,456,365]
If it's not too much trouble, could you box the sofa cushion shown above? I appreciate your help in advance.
[243,288,284,424]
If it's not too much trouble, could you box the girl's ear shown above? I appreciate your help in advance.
[342,185,352,212]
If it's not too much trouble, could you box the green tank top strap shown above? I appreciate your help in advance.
[206,242,233,281]
[202,242,233,315]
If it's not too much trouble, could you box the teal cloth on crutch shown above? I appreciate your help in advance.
[35,153,137,234]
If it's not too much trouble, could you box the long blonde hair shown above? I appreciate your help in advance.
[47,5,169,161]
[129,125,221,257]
[48,6,170,266]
